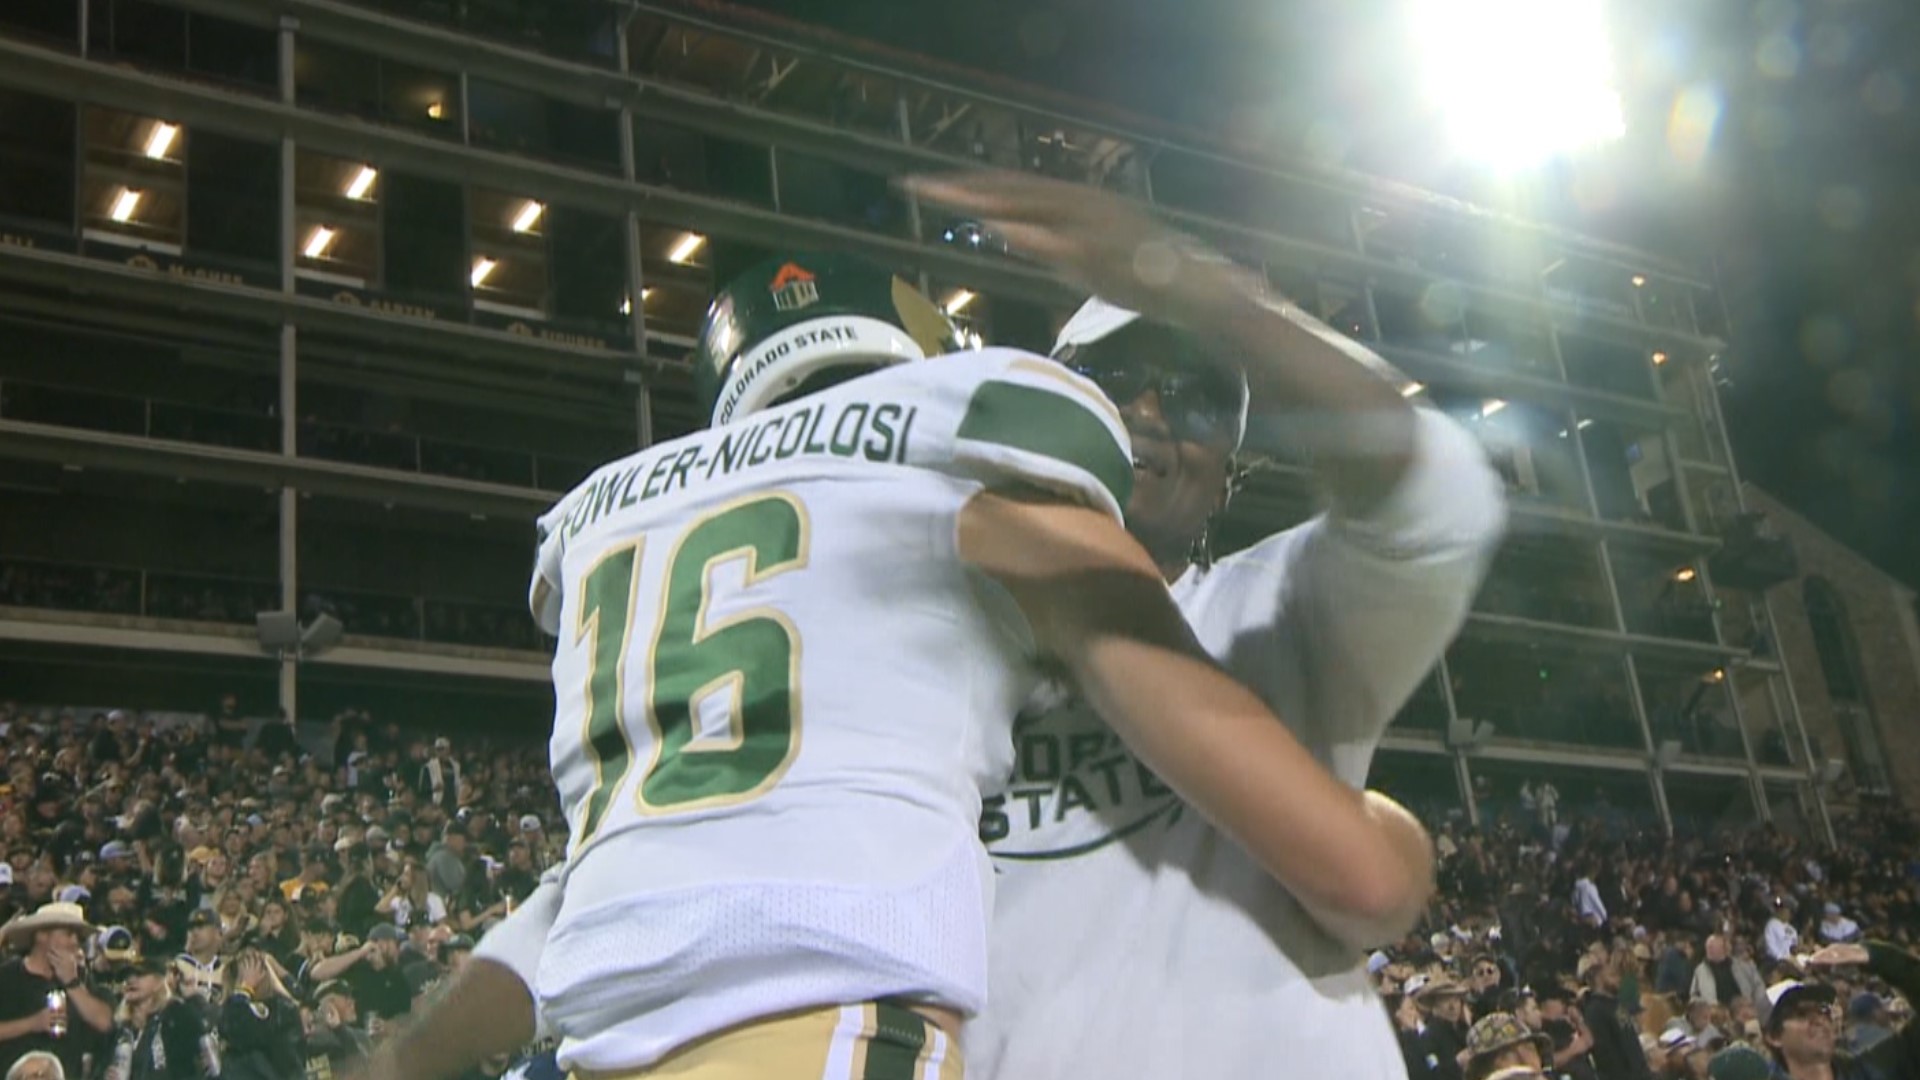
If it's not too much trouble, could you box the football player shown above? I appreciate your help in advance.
[365,245,1445,1079]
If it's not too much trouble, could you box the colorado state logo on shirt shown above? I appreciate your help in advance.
[979,688,1183,860]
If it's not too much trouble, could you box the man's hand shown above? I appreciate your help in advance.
[1808,943,1870,968]
[48,948,81,986]
[905,171,1256,336]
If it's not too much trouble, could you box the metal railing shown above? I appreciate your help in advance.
[0,377,597,493]
[0,556,547,652]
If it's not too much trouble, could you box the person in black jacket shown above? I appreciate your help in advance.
[1581,952,1654,1080]
[120,958,218,1080]
[220,950,303,1080]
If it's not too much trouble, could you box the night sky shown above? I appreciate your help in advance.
[733,0,1920,589]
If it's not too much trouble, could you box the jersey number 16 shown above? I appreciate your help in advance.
[571,492,809,847]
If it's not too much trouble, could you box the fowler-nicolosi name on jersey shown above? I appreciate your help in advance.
[557,395,920,541]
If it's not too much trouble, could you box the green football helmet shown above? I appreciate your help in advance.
[693,252,968,427]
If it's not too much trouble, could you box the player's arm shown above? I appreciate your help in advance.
[960,490,1434,949]
[354,871,561,1080]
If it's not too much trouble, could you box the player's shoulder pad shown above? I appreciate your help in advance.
[902,347,1133,521]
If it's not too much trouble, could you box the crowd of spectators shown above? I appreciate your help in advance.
[1379,794,1920,1079]
[0,697,1914,1080]
[0,700,562,1080]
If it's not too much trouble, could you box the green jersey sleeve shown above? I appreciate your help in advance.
[938,350,1134,521]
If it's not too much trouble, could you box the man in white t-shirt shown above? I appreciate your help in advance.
[1818,903,1861,944]
[1766,900,1802,963]
[918,172,1505,1080]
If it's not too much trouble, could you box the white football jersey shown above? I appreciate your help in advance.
[967,408,1506,1080]
[525,347,1132,1071]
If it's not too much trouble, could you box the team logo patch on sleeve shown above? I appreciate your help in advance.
[769,263,819,312]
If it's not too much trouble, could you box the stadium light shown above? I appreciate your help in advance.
[668,232,706,264]
[471,257,497,288]
[345,166,378,201]
[144,122,179,161]
[619,287,655,315]
[427,101,446,120]
[1412,0,1626,169]
[1675,567,1697,582]
[512,200,544,234]
[1651,350,1669,365]
[303,226,337,260]
[109,188,142,223]
[943,289,975,315]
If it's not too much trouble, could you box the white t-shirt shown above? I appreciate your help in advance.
[967,408,1505,1080]
[1766,917,1800,961]
[390,892,448,928]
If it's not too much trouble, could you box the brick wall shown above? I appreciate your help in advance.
[1742,485,1920,803]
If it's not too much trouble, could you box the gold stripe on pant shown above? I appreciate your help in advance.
[570,1001,965,1080]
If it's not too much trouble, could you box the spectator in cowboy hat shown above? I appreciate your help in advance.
[1406,975,1472,1080]
[1465,1012,1554,1080]
[0,902,114,1079]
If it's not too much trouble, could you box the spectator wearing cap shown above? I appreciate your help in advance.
[304,924,410,1022]
[118,955,217,1080]
[1762,941,1920,1080]
[418,739,459,810]
[301,981,371,1075]
[94,925,140,978]
[1582,949,1655,1080]
[424,824,469,903]
[1655,1026,1697,1074]
[1849,993,1895,1055]
[1405,975,1471,1080]
[0,902,113,1080]
[278,849,330,906]
[440,935,474,976]
[1823,905,1865,946]
[495,840,538,908]
[1465,1012,1553,1080]
[173,911,225,1011]
[516,815,543,846]
[217,949,301,1080]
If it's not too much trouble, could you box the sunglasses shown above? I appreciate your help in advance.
[1057,328,1246,448]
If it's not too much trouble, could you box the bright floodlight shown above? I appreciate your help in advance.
[1412,0,1626,168]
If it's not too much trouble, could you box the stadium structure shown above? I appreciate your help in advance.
[0,0,1863,839]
